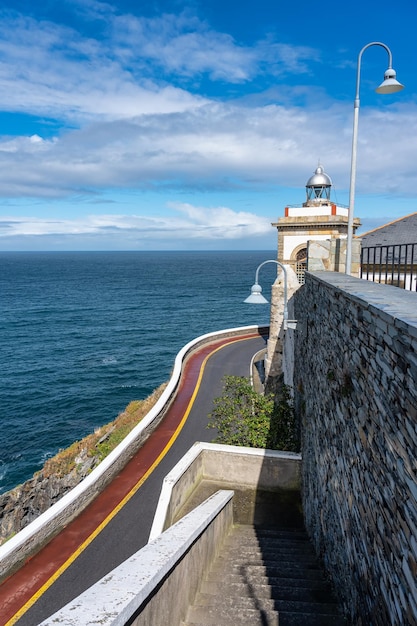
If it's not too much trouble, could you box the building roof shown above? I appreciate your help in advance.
[360,212,417,247]
[306,165,332,188]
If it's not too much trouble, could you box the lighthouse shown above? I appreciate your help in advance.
[272,165,361,280]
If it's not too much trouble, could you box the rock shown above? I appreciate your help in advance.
[0,451,98,545]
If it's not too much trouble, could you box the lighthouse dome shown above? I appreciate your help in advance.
[305,165,332,204]
[306,165,332,188]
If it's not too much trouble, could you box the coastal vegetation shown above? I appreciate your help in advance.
[42,382,167,478]
[208,376,299,452]
[0,383,167,545]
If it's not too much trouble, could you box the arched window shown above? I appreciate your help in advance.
[295,248,307,284]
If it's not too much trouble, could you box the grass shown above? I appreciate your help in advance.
[41,382,167,479]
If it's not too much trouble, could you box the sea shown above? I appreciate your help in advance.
[0,250,277,494]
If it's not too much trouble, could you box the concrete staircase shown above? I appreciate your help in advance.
[181,524,347,626]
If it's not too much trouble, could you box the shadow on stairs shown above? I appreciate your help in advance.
[181,523,348,626]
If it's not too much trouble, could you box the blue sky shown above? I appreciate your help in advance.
[0,0,415,250]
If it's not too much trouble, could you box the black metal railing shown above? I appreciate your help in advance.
[360,244,417,291]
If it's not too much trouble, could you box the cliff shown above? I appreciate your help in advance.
[0,384,166,546]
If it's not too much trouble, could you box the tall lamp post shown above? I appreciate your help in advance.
[346,42,404,275]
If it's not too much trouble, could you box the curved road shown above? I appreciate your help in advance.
[0,330,267,626]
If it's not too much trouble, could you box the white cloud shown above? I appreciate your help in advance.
[0,7,320,125]
[0,3,413,219]
[171,202,272,237]
[0,13,207,123]
[0,203,272,243]
[111,13,259,82]
[0,99,414,199]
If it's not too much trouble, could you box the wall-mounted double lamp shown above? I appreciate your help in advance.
[244,260,297,330]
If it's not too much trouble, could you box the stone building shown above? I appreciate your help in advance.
[272,165,361,280]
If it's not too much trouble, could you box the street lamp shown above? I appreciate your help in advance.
[244,260,297,330]
[346,42,404,275]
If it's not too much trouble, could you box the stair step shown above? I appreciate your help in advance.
[183,524,345,626]
[200,579,337,603]
[223,527,317,549]
[224,537,314,554]
[220,549,318,563]
[231,526,310,540]
[205,571,332,589]
[205,572,332,589]
[209,562,327,580]
[217,549,319,564]
[193,592,341,615]
[184,605,345,625]
[185,604,280,625]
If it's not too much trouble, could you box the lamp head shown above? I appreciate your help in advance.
[244,283,269,304]
[375,67,404,94]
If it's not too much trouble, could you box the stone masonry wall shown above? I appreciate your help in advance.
[307,238,362,277]
[292,271,417,625]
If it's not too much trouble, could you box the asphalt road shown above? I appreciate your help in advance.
[1,330,267,626]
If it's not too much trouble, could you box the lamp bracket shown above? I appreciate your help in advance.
[284,319,298,331]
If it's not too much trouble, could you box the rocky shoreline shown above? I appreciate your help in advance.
[0,384,166,546]
[0,448,98,545]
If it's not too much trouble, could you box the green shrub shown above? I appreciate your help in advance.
[208,376,299,452]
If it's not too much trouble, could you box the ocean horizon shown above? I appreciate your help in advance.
[0,250,277,494]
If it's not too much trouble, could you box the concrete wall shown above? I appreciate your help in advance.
[150,442,302,540]
[293,271,417,625]
[201,445,301,491]
[40,490,234,626]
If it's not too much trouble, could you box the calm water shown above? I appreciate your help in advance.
[0,251,276,494]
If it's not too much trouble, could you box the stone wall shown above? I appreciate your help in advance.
[292,271,417,625]
[307,238,362,277]
[264,264,299,390]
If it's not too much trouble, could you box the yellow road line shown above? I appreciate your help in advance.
[6,336,251,625]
